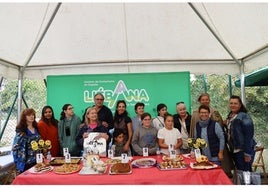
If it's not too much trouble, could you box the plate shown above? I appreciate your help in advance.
[53,163,81,174]
[190,162,218,170]
[29,166,53,174]
[50,157,81,165]
[156,163,187,170]
[111,156,133,162]
[132,158,156,168]
[79,166,107,175]
[105,158,122,164]
[109,163,132,175]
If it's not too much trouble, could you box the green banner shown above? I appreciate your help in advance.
[47,72,191,120]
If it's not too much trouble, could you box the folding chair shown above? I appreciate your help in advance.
[252,146,267,183]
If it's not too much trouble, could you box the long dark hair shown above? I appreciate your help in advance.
[15,108,38,133]
[41,105,58,126]
[230,95,248,113]
[114,100,128,122]
[60,104,71,120]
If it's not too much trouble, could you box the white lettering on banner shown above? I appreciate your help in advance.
[83,80,150,108]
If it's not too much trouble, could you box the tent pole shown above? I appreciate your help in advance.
[240,62,246,106]
[21,3,62,72]
[17,68,23,124]
[188,3,241,67]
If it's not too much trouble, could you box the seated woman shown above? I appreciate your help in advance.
[131,112,158,156]
[76,107,110,156]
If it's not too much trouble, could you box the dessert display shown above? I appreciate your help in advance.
[105,158,122,164]
[105,156,133,164]
[53,163,81,174]
[190,155,218,169]
[50,157,81,165]
[109,163,132,174]
[85,154,100,167]
[162,154,184,162]
[194,155,213,166]
[34,162,52,172]
[29,162,53,173]
[132,158,156,168]
[79,156,107,175]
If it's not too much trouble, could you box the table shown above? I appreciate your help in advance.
[12,155,233,185]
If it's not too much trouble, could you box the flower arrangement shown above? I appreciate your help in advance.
[31,139,52,155]
[187,138,207,149]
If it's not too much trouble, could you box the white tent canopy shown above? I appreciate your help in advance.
[0,2,268,80]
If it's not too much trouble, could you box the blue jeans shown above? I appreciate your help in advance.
[233,150,255,171]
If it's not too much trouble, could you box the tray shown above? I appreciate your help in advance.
[28,166,53,174]
[109,163,132,175]
[50,157,81,165]
[156,163,187,170]
[53,163,81,174]
[79,166,107,175]
[132,157,156,168]
[190,162,218,170]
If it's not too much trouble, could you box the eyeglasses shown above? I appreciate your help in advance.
[176,101,184,105]
[67,107,73,110]
[95,98,104,101]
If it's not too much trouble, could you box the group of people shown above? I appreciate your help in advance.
[12,92,257,179]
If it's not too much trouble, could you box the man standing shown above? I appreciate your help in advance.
[93,93,114,131]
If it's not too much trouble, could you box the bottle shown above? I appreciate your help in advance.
[156,147,161,155]
[46,151,52,162]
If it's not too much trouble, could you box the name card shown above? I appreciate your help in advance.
[36,153,43,164]
[63,148,69,156]
[108,149,114,158]
[121,153,128,163]
[65,153,71,163]
[168,144,174,151]
[143,147,149,157]
[194,148,201,159]
[170,150,176,159]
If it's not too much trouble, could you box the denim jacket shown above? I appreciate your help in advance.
[230,112,256,157]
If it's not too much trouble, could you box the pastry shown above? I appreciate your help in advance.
[110,163,131,173]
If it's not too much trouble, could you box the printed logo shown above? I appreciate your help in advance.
[84,80,149,108]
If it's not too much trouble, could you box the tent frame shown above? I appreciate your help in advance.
[11,3,266,119]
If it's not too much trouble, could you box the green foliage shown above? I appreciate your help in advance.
[190,74,268,146]
[0,79,46,117]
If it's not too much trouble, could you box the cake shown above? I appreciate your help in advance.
[110,163,131,173]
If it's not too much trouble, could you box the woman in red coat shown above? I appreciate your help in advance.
[37,106,60,157]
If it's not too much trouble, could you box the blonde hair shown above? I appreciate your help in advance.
[84,107,98,125]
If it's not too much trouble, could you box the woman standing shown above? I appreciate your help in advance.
[58,104,81,156]
[113,100,133,155]
[76,107,110,156]
[12,108,41,173]
[152,103,167,131]
[37,106,60,157]
[225,95,256,171]
[173,102,192,154]
[190,93,223,138]
[194,105,225,165]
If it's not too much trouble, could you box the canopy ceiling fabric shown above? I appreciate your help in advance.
[1,3,268,79]
[235,66,268,87]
